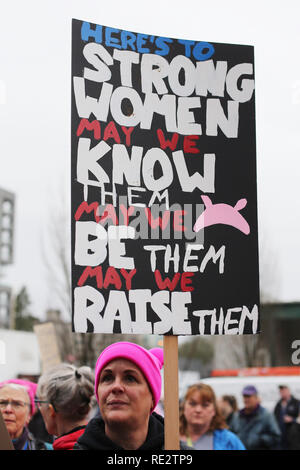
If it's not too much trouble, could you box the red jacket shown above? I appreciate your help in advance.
[53,426,86,450]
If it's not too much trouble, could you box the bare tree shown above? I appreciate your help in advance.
[41,181,71,321]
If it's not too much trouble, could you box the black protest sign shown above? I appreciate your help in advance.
[71,19,260,335]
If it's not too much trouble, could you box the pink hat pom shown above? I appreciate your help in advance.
[149,348,164,369]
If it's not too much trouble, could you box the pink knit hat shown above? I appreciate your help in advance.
[94,342,164,413]
[0,379,37,416]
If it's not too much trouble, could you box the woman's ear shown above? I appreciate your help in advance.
[25,412,31,426]
[48,403,56,418]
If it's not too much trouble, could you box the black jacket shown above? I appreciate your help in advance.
[274,396,300,449]
[274,395,300,424]
[74,412,165,450]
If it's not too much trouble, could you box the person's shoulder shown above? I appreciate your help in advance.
[230,409,243,425]
[258,406,277,423]
[274,399,281,408]
[73,416,110,450]
[257,405,269,416]
[214,429,245,450]
[291,395,300,405]
[27,431,53,450]
[151,411,164,424]
[214,428,233,439]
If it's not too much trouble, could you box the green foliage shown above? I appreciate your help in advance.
[14,286,39,332]
[179,337,214,364]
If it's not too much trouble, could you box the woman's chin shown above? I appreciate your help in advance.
[105,410,131,427]
[5,424,18,438]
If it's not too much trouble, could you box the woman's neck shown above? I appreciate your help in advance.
[56,417,87,437]
[186,422,210,441]
[105,422,149,450]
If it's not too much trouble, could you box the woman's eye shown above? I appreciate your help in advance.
[101,374,113,382]
[125,374,137,383]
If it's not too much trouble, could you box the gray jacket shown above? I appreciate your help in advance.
[231,405,281,450]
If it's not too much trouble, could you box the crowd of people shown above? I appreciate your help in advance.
[0,341,300,451]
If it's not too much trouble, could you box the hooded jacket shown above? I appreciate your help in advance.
[74,412,164,450]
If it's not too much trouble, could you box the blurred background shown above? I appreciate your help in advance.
[0,0,299,409]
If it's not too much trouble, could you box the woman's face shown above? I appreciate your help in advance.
[184,391,216,428]
[0,386,31,439]
[38,400,56,436]
[98,358,153,431]
[217,398,231,418]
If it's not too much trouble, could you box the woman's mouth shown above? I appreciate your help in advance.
[107,400,128,406]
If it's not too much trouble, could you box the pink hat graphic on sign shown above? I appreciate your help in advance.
[193,195,250,235]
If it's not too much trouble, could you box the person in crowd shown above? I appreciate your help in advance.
[179,383,245,450]
[0,381,52,450]
[217,395,239,430]
[231,385,281,450]
[74,341,174,450]
[289,412,300,450]
[0,379,37,416]
[0,378,53,444]
[28,405,54,444]
[36,363,95,450]
[274,384,300,450]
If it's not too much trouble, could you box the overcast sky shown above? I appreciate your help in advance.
[0,0,299,321]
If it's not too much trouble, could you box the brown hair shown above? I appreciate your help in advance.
[221,394,238,412]
[179,383,227,436]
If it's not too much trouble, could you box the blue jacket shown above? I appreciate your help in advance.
[213,429,245,450]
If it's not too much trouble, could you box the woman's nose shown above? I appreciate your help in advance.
[3,403,13,412]
[194,404,203,411]
[111,378,125,392]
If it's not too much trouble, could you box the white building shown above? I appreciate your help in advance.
[0,329,40,381]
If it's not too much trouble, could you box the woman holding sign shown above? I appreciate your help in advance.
[74,341,167,450]
[179,383,245,450]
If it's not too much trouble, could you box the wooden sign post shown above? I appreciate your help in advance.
[164,335,180,450]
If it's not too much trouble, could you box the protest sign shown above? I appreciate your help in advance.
[71,19,259,449]
[33,323,61,372]
[71,19,259,337]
